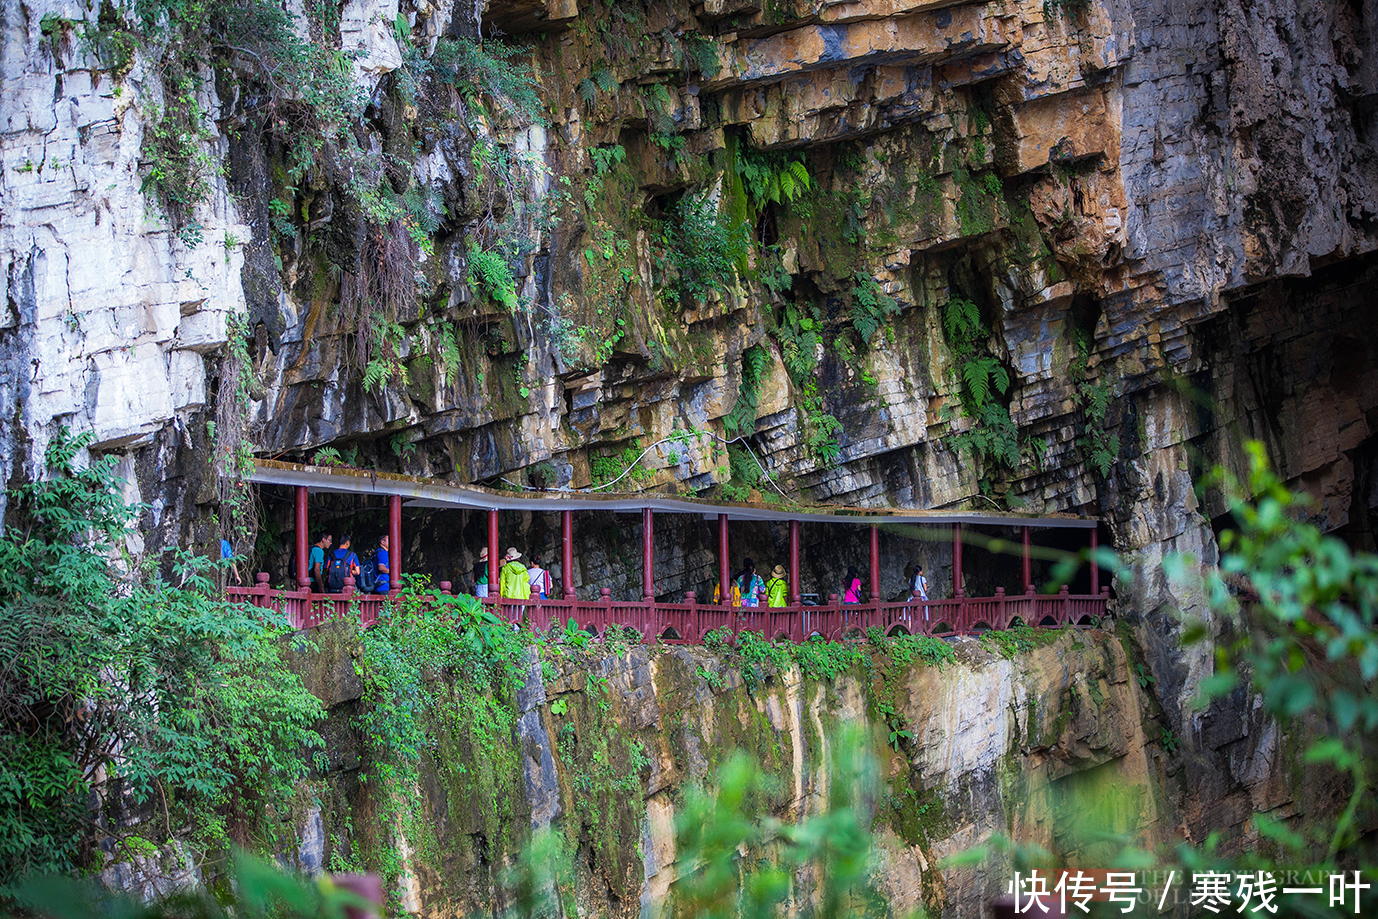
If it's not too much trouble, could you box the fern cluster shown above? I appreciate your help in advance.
[724,345,769,438]
[939,297,1022,478]
[850,273,902,345]
[735,146,812,214]
[1077,379,1119,476]
[577,66,620,105]
[659,194,745,304]
[466,241,520,312]
[432,38,546,125]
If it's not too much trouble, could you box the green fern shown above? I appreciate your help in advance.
[850,272,901,345]
[593,66,619,94]
[736,147,812,212]
[590,144,626,175]
[466,241,519,310]
[577,77,598,105]
[941,297,983,354]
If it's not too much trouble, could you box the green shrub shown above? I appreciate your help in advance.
[0,430,322,891]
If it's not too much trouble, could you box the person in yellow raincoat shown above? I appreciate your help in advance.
[765,565,789,607]
[499,547,531,599]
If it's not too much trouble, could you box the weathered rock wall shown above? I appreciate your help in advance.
[284,624,1344,918]
[1,0,1376,893]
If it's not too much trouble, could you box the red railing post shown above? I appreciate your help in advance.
[439,581,451,594]
[600,587,611,636]
[1060,584,1070,626]
[295,486,309,589]
[789,520,801,605]
[869,524,880,602]
[487,509,500,595]
[642,507,655,601]
[388,494,401,591]
[717,514,730,608]
[562,510,576,600]
[1089,527,1100,595]
[686,590,697,643]
[1022,525,1032,594]
[996,586,1006,630]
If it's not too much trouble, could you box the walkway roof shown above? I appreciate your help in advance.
[248,459,1098,529]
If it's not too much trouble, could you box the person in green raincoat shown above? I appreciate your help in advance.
[766,565,789,608]
[499,547,532,599]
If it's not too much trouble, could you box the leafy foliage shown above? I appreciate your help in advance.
[681,34,721,78]
[10,850,373,919]
[672,734,883,919]
[432,38,546,125]
[723,345,769,439]
[1077,379,1119,477]
[659,193,745,304]
[467,241,521,311]
[939,297,1022,478]
[0,430,322,892]
[735,147,812,213]
[1171,443,1378,866]
[960,356,1010,409]
[849,273,902,345]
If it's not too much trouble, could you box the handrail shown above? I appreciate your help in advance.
[227,576,1110,641]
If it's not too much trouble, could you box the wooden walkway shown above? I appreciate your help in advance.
[227,577,1109,641]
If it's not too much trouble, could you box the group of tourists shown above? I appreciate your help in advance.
[301,532,933,607]
[715,559,931,608]
[307,532,392,594]
[472,547,556,600]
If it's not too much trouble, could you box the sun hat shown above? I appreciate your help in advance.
[772,565,787,578]
[478,547,488,559]
[505,547,522,561]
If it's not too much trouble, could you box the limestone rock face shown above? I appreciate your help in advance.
[278,627,1333,918]
[0,0,1375,894]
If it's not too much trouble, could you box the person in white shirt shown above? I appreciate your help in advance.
[527,555,553,599]
[910,565,929,619]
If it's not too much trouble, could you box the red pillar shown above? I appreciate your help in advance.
[388,494,401,591]
[718,514,730,606]
[953,523,964,597]
[1022,526,1032,594]
[868,524,880,601]
[562,510,575,599]
[294,485,309,589]
[487,509,500,592]
[788,520,801,605]
[1090,527,1099,595]
[642,507,655,601]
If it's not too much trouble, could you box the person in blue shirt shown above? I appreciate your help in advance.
[327,535,360,592]
[309,532,332,593]
[375,535,391,594]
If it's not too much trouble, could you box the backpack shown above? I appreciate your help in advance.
[326,551,350,591]
[357,549,379,593]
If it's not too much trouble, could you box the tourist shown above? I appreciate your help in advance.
[374,535,391,594]
[499,547,531,599]
[473,547,490,597]
[735,558,764,608]
[765,565,788,608]
[309,532,332,593]
[527,554,553,599]
[221,537,242,585]
[326,534,360,592]
[843,566,862,604]
[910,565,928,602]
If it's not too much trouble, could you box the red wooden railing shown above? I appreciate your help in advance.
[228,575,1110,641]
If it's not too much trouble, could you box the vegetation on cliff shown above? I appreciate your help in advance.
[0,431,323,893]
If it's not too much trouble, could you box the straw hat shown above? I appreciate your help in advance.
[504,547,522,561]
[772,565,787,579]
[478,547,488,560]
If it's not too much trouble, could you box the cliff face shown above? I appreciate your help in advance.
[283,624,1338,918]
[1,0,1376,896]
